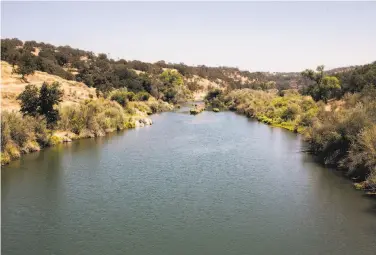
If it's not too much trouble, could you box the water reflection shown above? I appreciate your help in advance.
[2,111,375,255]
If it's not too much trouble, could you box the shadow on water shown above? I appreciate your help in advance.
[362,198,376,213]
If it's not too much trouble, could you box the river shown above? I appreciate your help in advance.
[2,109,376,255]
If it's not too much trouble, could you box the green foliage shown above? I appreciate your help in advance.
[1,95,171,164]
[13,53,37,81]
[59,99,124,135]
[211,89,318,132]
[134,91,150,101]
[205,89,226,109]
[125,91,135,101]
[1,38,310,103]
[39,82,63,125]
[305,88,376,183]
[301,66,341,102]
[110,89,129,107]
[48,135,63,146]
[335,61,376,95]
[158,70,187,103]
[1,111,50,164]
[17,82,63,126]
[17,84,39,116]
[160,69,184,87]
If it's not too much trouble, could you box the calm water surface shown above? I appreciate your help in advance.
[2,110,376,254]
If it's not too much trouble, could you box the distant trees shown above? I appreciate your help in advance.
[13,53,37,81]
[159,70,185,103]
[17,82,63,126]
[160,69,184,87]
[1,37,294,99]
[335,61,376,95]
[5,50,21,67]
[301,65,340,102]
[204,89,226,109]
[6,37,375,107]
[1,38,23,67]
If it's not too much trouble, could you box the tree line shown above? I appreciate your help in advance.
[1,38,306,98]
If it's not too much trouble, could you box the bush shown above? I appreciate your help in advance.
[48,135,63,146]
[110,90,128,107]
[59,98,128,135]
[134,91,150,101]
[305,90,376,182]
[214,89,317,132]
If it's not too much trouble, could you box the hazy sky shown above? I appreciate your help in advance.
[1,1,375,72]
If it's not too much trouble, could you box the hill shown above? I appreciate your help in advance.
[1,61,96,111]
[1,38,303,105]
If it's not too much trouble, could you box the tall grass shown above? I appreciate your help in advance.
[1,112,49,164]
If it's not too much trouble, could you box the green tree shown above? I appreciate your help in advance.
[14,53,37,81]
[17,84,40,116]
[301,65,340,103]
[160,69,184,87]
[159,70,184,103]
[6,50,22,67]
[39,82,63,125]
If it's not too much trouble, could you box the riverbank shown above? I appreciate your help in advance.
[204,88,376,194]
[205,88,318,133]
[1,97,174,165]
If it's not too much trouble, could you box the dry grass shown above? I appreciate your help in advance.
[1,61,96,111]
[186,75,222,101]
[324,99,345,112]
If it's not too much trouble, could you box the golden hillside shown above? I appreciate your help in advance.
[1,61,96,111]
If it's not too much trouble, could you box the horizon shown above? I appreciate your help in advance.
[1,1,376,72]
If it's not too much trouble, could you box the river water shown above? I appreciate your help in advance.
[2,110,375,255]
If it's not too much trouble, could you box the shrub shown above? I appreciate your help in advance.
[305,90,376,182]
[5,143,21,160]
[48,135,63,146]
[110,90,128,107]
[215,89,317,132]
[1,152,11,165]
[134,91,150,101]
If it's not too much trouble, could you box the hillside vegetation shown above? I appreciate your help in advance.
[1,38,307,101]
[1,61,96,111]
[206,62,376,193]
[1,81,173,165]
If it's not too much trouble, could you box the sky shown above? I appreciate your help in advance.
[1,1,376,72]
